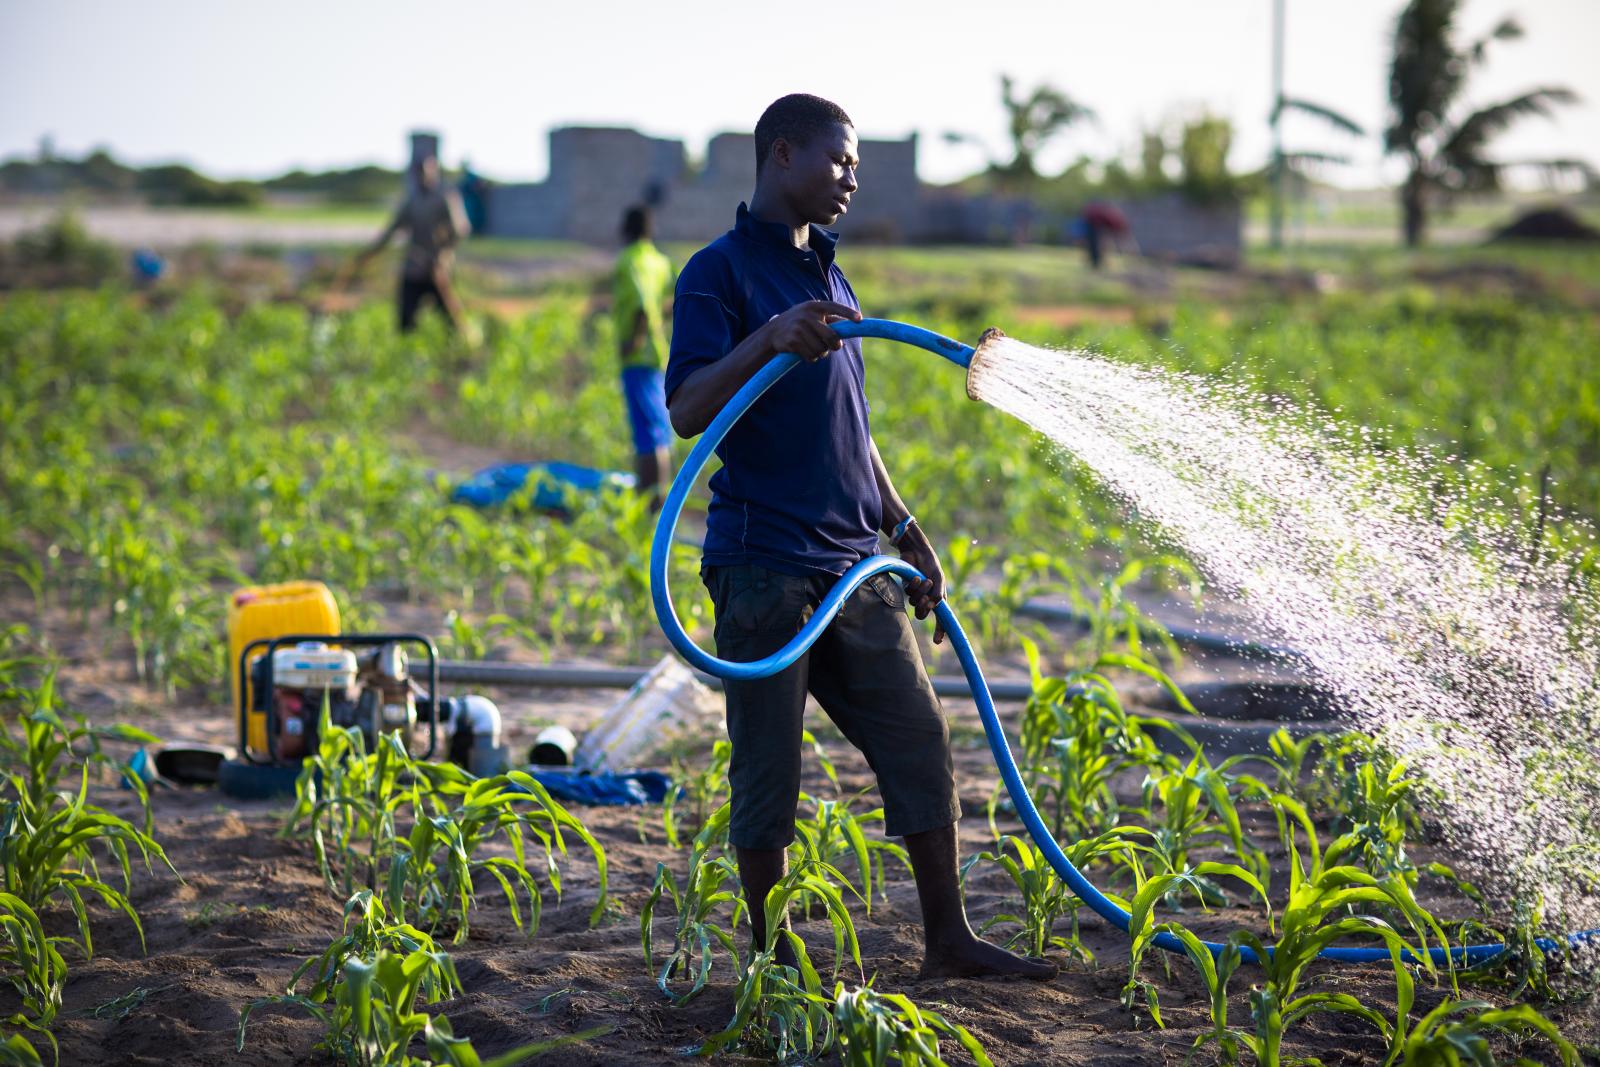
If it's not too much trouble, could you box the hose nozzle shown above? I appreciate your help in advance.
[966,327,1008,402]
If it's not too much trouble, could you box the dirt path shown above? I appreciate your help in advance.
[0,204,379,249]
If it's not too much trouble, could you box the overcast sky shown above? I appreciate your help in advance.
[3,0,1596,189]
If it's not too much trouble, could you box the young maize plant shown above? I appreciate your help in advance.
[0,1034,43,1067]
[661,739,730,849]
[281,706,411,899]
[388,766,610,940]
[0,671,174,960]
[641,804,745,1004]
[1015,643,1184,840]
[1133,753,1271,905]
[1152,922,1249,1065]
[0,893,67,1065]
[286,891,453,1004]
[1120,860,1270,1026]
[1225,830,1454,1067]
[1328,743,1423,880]
[697,857,866,1066]
[791,793,911,916]
[832,982,994,1067]
[283,710,609,941]
[1264,727,1328,798]
[239,945,607,1066]
[1453,895,1571,1004]
[698,929,837,1062]
[962,828,1159,964]
[1074,555,1200,666]
[1394,998,1577,1066]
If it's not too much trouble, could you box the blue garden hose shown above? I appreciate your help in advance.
[648,317,1578,969]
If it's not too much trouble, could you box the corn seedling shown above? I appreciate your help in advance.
[963,828,1158,964]
[288,891,454,1003]
[1395,999,1577,1066]
[0,893,66,1064]
[1153,923,1251,1063]
[832,982,994,1067]
[240,945,605,1066]
[1133,754,1270,904]
[282,713,412,898]
[642,805,745,1004]
[387,766,609,941]
[1121,861,1270,1026]
[698,929,837,1062]
[661,739,731,849]
[284,715,608,942]
[0,1035,42,1067]
[0,673,173,960]
[1017,647,1178,839]
[1214,829,1456,1067]
[791,793,911,915]
[1265,727,1327,798]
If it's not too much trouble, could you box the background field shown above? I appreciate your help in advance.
[2,211,1599,1065]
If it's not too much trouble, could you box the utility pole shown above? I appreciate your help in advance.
[1269,0,1286,250]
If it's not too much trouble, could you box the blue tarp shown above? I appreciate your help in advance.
[521,769,673,806]
[451,462,635,511]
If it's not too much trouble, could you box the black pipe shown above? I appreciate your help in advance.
[432,659,1038,702]
[1012,601,1304,663]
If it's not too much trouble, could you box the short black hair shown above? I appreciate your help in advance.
[621,204,651,241]
[754,94,853,175]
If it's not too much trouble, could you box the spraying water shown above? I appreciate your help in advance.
[968,336,1600,929]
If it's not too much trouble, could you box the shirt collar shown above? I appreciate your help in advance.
[735,202,839,273]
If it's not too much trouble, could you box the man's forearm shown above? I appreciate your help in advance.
[666,322,776,438]
[869,438,911,535]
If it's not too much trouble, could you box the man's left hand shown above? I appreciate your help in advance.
[895,526,948,645]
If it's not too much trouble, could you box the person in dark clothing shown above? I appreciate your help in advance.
[665,93,1056,981]
[1075,200,1132,270]
[356,156,470,332]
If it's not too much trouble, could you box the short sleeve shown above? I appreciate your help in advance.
[664,248,742,404]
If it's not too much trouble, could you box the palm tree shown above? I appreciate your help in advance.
[1385,0,1586,247]
[1268,97,1365,248]
[999,76,1096,183]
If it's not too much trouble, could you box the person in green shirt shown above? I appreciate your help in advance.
[613,205,676,499]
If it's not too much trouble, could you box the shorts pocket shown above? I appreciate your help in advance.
[718,569,811,636]
[866,574,907,612]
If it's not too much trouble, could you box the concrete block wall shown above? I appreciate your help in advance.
[477,126,923,246]
[431,127,1242,259]
[1122,191,1243,267]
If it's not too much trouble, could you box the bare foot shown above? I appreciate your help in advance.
[919,936,1058,980]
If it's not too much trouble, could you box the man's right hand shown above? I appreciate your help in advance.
[763,301,862,362]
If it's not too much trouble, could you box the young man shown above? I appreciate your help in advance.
[665,94,1056,981]
[357,155,469,332]
[612,205,675,499]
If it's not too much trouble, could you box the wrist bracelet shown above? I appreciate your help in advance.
[889,514,918,545]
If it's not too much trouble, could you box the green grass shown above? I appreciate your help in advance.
[202,201,390,227]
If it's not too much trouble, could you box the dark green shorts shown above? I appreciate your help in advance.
[703,562,961,850]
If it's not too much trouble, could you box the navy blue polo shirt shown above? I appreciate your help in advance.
[665,203,879,577]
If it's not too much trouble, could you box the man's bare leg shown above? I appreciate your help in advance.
[904,823,1058,979]
[736,846,799,968]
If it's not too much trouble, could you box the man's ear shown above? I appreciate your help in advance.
[768,136,792,172]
